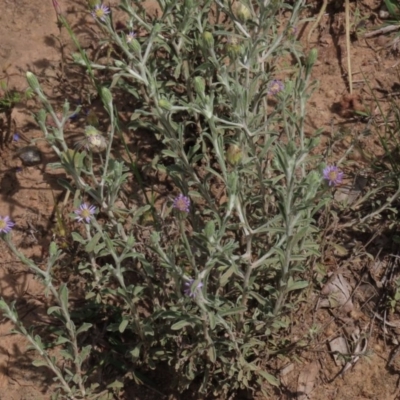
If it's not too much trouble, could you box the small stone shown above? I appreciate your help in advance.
[17,146,42,166]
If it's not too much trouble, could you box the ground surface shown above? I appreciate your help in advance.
[1,0,400,399]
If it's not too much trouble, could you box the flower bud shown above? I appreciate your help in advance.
[235,3,251,22]
[226,37,243,59]
[26,71,40,92]
[128,38,141,55]
[194,76,206,98]
[158,98,173,111]
[36,109,47,125]
[226,144,242,165]
[101,87,113,110]
[201,31,214,49]
[307,48,318,68]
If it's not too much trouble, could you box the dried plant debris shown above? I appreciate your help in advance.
[334,175,368,205]
[297,362,319,400]
[329,329,368,379]
[329,336,349,366]
[338,93,364,118]
[320,273,354,313]
[280,363,294,386]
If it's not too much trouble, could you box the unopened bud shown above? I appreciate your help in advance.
[52,0,62,16]
[194,76,206,98]
[235,3,251,22]
[158,98,173,111]
[226,37,242,59]
[226,144,242,165]
[307,48,318,67]
[201,31,214,49]
[128,38,141,55]
[26,71,40,92]
[101,87,113,109]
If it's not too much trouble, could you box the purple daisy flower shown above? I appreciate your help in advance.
[91,4,110,22]
[13,133,20,142]
[173,194,190,213]
[268,79,284,95]
[184,279,203,298]
[323,165,343,186]
[0,216,15,234]
[74,203,96,223]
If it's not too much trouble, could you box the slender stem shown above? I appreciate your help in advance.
[345,0,353,94]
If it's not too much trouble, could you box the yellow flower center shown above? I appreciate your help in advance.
[0,220,6,230]
[95,8,106,19]
[328,171,338,180]
[81,209,91,219]
[270,83,280,92]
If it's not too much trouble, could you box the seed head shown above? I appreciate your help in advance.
[74,203,96,223]
[323,165,343,187]
[0,216,14,234]
[173,194,190,213]
[81,125,107,152]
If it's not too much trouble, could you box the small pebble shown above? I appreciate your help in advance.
[17,146,42,166]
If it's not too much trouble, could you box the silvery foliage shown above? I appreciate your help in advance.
[0,0,330,398]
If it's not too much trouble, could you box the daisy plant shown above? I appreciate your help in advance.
[0,0,339,398]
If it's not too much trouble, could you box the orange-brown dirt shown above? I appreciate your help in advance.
[1,0,400,399]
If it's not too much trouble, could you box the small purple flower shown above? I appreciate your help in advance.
[126,31,136,43]
[173,194,190,213]
[74,203,96,223]
[323,165,343,186]
[268,79,284,96]
[13,133,20,141]
[91,4,110,22]
[184,279,203,298]
[0,216,14,234]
